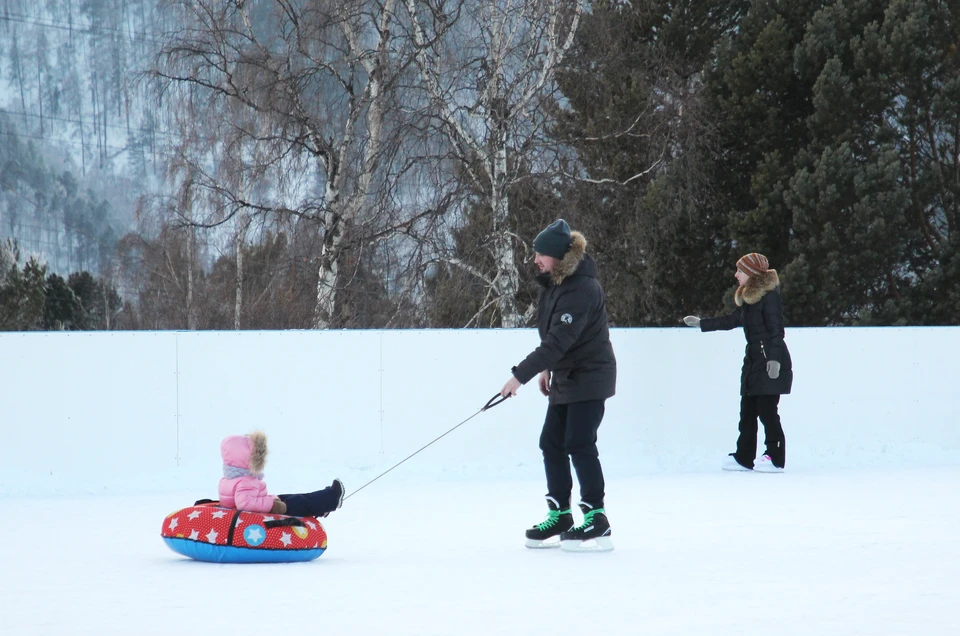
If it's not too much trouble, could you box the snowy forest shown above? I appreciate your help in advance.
[0,0,957,330]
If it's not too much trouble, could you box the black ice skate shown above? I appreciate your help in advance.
[524,496,574,549]
[560,502,614,552]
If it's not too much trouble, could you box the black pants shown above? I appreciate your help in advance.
[539,399,606,509]
[278,485,340,517]
[735,394,785,469]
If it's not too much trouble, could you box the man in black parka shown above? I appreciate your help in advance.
[499,219,617,551]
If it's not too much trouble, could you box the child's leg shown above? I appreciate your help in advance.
[734,395,760,468]
[757,395,785,468]
[278,479,345,517]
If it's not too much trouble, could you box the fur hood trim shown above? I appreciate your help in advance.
[551,231,586,284]
[735,269,780,306]
[247,430,268,474]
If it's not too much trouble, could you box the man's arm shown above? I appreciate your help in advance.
[512,287,594,384]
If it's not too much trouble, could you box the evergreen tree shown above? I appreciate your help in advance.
[67,271,122,329]
[706,0,960,324]
[552,0,747,324]
[783,144,911,324]
[0,240,47,330]
[43,274,84,330]
[705,0,820,271]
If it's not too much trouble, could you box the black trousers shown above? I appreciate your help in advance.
[735,394,785,469]
[539,399,606,509]
[278,485,340,517]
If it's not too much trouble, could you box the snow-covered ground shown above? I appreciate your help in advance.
[3,466,957,636]
[3,328,958,634]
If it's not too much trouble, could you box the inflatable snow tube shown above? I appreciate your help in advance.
[161,502,327,563]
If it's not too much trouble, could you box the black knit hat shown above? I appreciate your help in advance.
[533,219,572,259]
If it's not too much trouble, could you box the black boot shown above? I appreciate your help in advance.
[560,502,613,552]
[318,479,344,518]
[524,496,573,548]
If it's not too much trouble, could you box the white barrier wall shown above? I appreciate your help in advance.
[1,327,956,497]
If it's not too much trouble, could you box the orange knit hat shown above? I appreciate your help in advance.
[736,253,769,277]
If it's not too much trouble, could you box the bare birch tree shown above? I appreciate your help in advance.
[403,0,583,327]
[233,209,252,330]
[150,0,424,328]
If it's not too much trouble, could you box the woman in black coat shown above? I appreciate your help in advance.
[683,253,793,472]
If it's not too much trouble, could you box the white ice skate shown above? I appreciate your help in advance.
[754,454,784,473]
[722,455,752,471]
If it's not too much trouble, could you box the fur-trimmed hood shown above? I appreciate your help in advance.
[550,231,587,285]
[735,269,780,306]
[220,430,269,474]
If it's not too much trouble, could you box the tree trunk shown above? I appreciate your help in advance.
[13,32,27,125]
[36,57,44,136]
[491,110,520,327]
[103,278,110,330]
[186,226,196,330]
[313,202,341,330]
[234,217,247,330]
[312,2,394,329]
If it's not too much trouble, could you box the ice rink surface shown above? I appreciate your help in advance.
[3,465,957,636]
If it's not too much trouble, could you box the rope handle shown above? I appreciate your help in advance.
[482,392,511,411]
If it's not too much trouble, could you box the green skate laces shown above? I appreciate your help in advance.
[570,507,605,531]
[535,508,571,531]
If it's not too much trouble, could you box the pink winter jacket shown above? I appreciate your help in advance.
[218,432,276,513]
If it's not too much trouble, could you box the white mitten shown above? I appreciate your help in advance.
[766,360,781,379]
[682,315,701,328]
